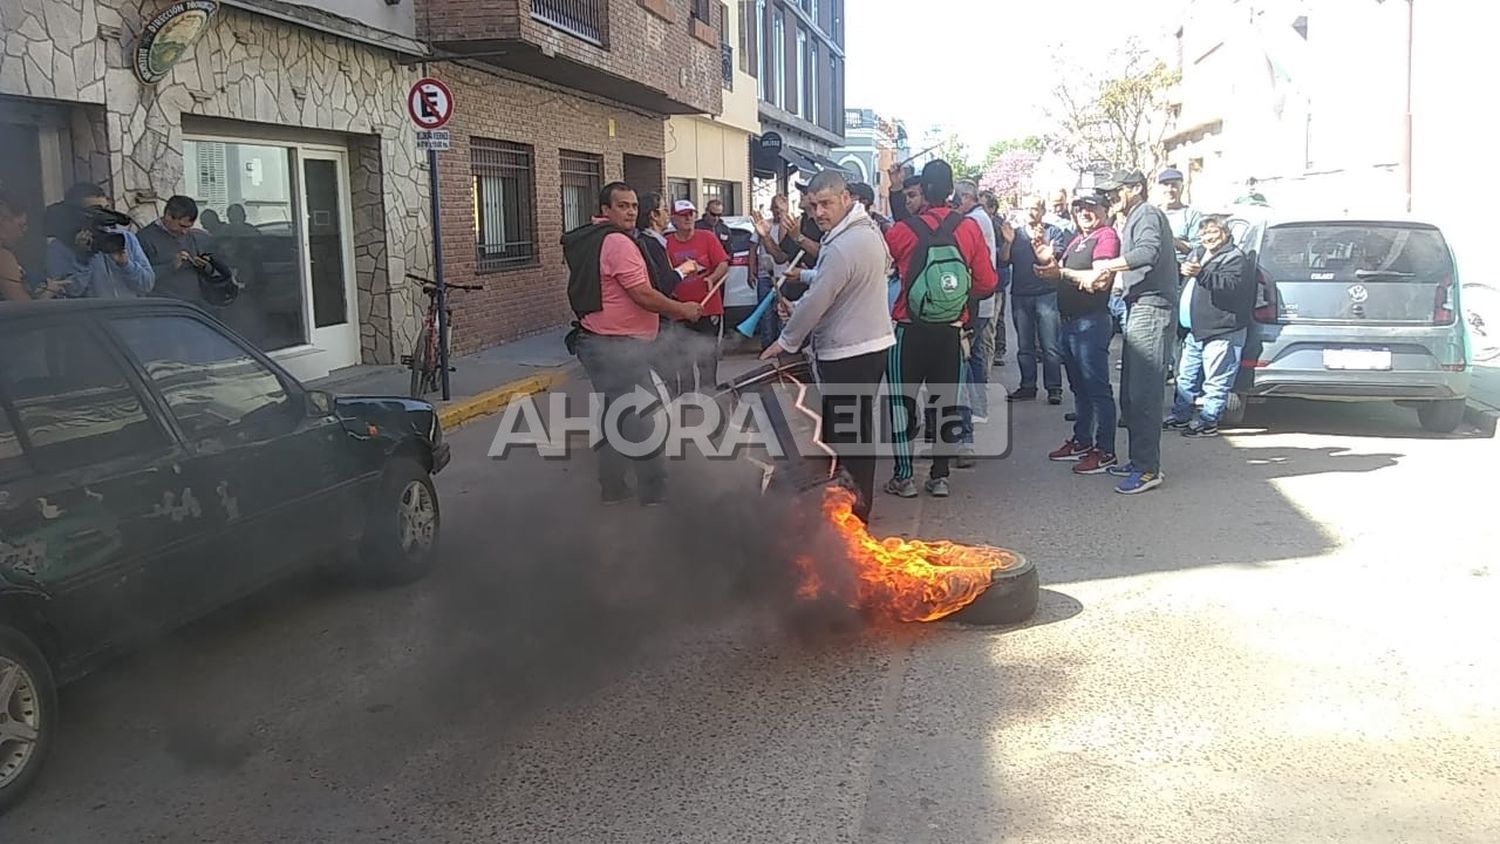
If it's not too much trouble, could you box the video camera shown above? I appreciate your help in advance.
[45,202,135,255]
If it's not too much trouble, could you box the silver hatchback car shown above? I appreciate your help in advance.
[1226,216,1471,432]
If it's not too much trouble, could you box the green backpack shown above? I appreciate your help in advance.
[905,212,973,324]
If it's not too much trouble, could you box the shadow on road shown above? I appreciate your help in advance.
[1229,397,1486,440]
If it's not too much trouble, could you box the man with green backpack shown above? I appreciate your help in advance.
[882,160,1000,498]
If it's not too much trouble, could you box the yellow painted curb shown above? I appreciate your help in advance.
[438,366,571,430]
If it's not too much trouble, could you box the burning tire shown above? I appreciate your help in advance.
[943,551,1039,627]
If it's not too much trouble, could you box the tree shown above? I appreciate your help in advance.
[980,136,1046,170]
[978,149,1041,207]
[1044,39,1180,174]
[934,134,981,183]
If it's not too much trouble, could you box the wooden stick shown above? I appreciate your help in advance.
[703,248,805,306]
[700,276,726,306]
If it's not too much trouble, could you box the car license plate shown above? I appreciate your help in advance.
[1323,348,1392,370]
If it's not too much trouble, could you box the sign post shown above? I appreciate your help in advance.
[408,77,455,400]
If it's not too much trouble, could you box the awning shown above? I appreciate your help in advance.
[783,146,824,175]
[809,152,851,174]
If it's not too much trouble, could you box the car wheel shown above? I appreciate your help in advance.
[361,458,440,586]
[0,626,56,813]
[1417,398,1467,434]
[942,552,1040,627]
[1220,392,1247,426]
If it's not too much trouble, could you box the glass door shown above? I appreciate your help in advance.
[298,150,359,376]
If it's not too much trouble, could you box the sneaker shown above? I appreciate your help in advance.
[602,486,632,506]
[1047,390,1064,405]
[885,477,919,498]
[924,477,950,497]
[1183,422,1219,438]
[639,486,667,507]
[955,448,976,469]
[1048,439,1091,462]
[1163,417,1190,430]
[1073,450,1118,475]
[1115,470,1164,495]
[1007,387,1037,402]
[1064,411,1078,422]
[971,414,989,424]
[1105,461,1137,478]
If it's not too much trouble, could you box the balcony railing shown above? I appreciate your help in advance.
[720,43,734,91]
[531,0,604,46]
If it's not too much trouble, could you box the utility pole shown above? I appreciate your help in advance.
[1402,0,1414,213]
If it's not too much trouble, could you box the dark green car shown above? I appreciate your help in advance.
[0,299,449,810]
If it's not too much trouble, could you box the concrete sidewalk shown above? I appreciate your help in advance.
[1465,361,1500,436]
[308,327,576,429]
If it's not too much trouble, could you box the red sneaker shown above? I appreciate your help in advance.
[1048,439,1090,462]
[1073,450,1118,475]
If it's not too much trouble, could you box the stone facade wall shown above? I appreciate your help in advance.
[0,0,431,364]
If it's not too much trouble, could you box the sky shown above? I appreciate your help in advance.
[843,0,1186,160]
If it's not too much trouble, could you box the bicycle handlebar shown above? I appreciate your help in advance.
[404,272,483,292]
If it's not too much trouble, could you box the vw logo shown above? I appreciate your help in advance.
[1347,284,1369,303]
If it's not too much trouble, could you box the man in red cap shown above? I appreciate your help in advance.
[664,199,729,394]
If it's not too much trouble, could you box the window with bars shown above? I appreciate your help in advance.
[560,150,603,234]
[702,180,740,215]
[472,138,537,273]
[668,178,695,205]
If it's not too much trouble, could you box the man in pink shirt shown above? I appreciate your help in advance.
[563,182,702,505]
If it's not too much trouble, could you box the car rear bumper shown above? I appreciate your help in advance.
[1237,368,1470,401]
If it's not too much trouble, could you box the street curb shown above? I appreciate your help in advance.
[1464,401,1499,438]
[438,366,572,431]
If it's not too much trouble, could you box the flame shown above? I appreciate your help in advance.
[798,486,1023,623]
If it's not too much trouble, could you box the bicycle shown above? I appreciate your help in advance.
[403,272,483,398]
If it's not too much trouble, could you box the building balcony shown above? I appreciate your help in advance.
[417,0,723,116]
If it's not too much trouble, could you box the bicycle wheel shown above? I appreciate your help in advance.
[409,327,436,398]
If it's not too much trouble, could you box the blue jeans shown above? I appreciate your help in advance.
[1060,312,1116,454]
[1011,292,1063,392]
[755,273,782,350]
[960,316,994,444]
[1170,328,1247,424]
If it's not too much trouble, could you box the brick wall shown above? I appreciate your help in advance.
[435,65,667,354]
[416,0,721,116]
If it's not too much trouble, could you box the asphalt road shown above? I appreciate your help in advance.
[3,358,1498,843]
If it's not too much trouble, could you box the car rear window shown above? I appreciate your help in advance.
[1261,224,1453,282]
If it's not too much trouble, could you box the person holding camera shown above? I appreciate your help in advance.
[139,195,224,302]
[44,182,154,299]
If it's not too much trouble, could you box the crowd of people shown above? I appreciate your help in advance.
[0,183,242,309]
[562,159,1254,524]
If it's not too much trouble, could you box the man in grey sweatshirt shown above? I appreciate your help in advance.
[1091,168,1179,495]
[762,170,895,524]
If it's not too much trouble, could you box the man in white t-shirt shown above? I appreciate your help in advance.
[953,180,997,466]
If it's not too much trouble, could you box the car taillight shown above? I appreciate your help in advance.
[1434,275,1455,324]
[1253,268,1278,323]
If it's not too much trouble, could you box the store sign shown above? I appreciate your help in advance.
[753,131,784,170]
[134,1,219,85]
